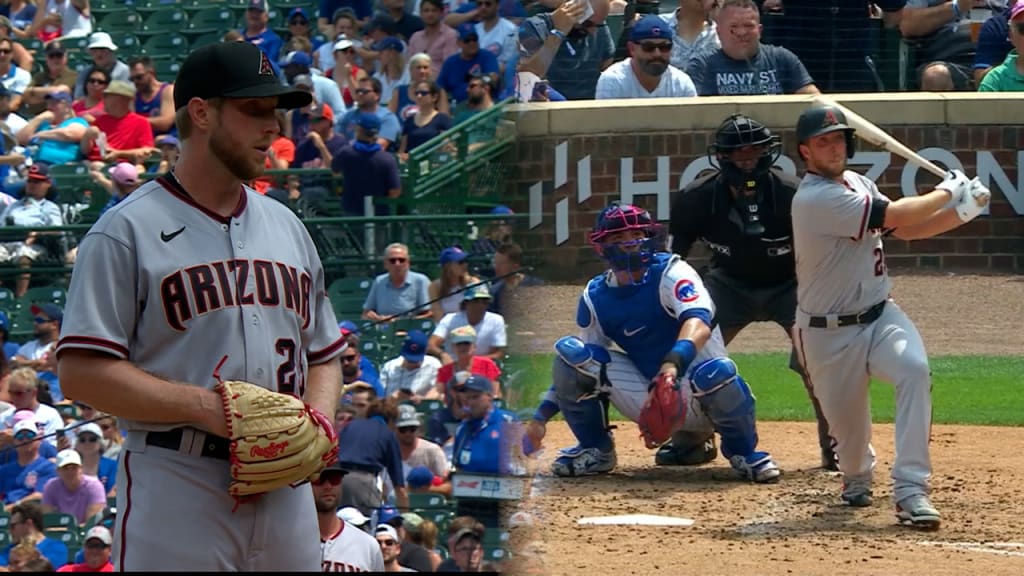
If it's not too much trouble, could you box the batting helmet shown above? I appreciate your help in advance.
[796,104,856,158]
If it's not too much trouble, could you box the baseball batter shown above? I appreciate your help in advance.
[55,42,347,569]
[524,203,780,483]
[670,114,836,470]
[790,104,990,529]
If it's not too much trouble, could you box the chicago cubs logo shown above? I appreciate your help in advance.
[674,279,699,303]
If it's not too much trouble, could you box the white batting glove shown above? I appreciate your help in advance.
[936,169,970,203]
[955,178,990,222]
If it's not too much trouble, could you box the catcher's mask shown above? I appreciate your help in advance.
[589,202,663,285]
[708,114,781,236]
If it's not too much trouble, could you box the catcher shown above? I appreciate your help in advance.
[523,202,780,483]
[55,42,346,571]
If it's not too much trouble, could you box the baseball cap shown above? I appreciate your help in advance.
[57,449,83,468]
[376,523,401,543]
[26,164,50,182]
[279,50,312,68]
[86,32,118,51]
[396,404,421,428]
[109,162,139,186]
[400,512,424,533]
[333,37,354,52]
[288,7,310,21]
[309,102,335,123]
[456,374,493,394]
[44,92,72,104]
[84,526,113,546]
[291,74,314,90]
[337,507,370,526]
[104,80,136,98]
[338,320,360,335]
[332,7,357,23]
[462,283,491,302]
[12,419,38,437]
[449,324,477,344]
[75,422,103,440]
[355,112,381,133]
[1012,0,1024,21]
[631,14,674,42]
[457,23,478,41]
[490,205,514,215]
[439,246,467,266]
[156,134,179,149]
[11,410,37,425]
[400,330,428,363]
[45,40,66,56]
[373,37,404,53]
[247,0,268,11]
[378,505,401,525]
[406,466,436,489]
[30,303,63,323]
[173,42,312,111]
[451,528,482,546]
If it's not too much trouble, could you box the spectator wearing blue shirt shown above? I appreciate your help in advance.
[685,0,819,95]
[341,330,384,397]
[242,0,284,62]
[335,398,409,516]
[363,243,433,322]
[437,24,501,104]
[451,375,518,475]
[974,4,1013,86]
[0,502,67,569]
[0,419,57,507]
[16,93,89,166]
[319,0,375,33]
[0,311,18,361]
[336,322,382,387]
[0,2,36,35]
[336,77,403,150]
[286,8,323,52]
[332,112,402,218]
[279,52,347,119]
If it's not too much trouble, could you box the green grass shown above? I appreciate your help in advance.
[503,353,1024,426]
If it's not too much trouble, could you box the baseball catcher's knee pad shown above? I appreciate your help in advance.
[690,357,759,460]
[553,336,611,402]
[552,355,614,452]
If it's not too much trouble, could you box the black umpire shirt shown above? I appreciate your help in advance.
[670,168,800,287]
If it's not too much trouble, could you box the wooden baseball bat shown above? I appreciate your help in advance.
[812,96,948,179]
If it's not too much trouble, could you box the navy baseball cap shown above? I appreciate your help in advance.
[373,37,404,53]
[400,330,428,363]
[439,246,467,266]
[287,7,309,21]
[279,50,312,68]
[247,0,268,11]
[355,112,381,133]
[173,42,312,111]
[457,374,493,394]
[631,15,674,43]
[457,23,478,41]
[26,164,50,182]
[45,92,72,103]
[31,303,63,323]
[379,505,402,525]
[491,205,514,215]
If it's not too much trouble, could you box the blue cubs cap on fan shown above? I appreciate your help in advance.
[457,374,493,394]
[338,320,360,335]
[631,15,674,42]
[439,246,467,266]
[355,112,381,132]
[400,330,428,363]
[379,505,401,525]
[173,42,311,111]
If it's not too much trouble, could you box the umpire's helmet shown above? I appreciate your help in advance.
[796,104,856,159]
[708,114,781,188]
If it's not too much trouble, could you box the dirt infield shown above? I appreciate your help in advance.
[502,274,1024,575]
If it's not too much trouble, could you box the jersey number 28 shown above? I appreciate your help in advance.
[275,338,305,397]
[873,247,886,277]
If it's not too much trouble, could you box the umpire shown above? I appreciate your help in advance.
[667,114,837,470]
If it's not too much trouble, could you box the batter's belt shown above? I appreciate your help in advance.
[146,428,230,460]
[806,300,886,329]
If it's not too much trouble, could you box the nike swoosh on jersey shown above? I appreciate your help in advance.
[160,226,186,242]
[623,326,646,337]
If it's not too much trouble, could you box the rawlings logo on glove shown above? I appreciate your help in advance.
[638,372,687,450]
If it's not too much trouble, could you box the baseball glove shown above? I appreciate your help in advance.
[215,380,339,501]
[638,372,687,450]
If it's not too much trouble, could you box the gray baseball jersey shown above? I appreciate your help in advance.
[792,169,933,507]
[791,170,892,316]
[56,175,347,570]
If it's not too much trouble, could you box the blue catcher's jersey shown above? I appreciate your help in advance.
[576,252,717,380]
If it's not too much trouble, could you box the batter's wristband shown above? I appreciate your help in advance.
[662,339,697,373]
[534,400,558,423]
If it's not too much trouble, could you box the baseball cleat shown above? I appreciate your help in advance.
[896,494,941,530]
[841,483,874,507]
[655,436,717,466]
[551,445,617,477]
[821,447,839,471]
[728,452,781,483]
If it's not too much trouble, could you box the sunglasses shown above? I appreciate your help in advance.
[129,74,146,82]
[414,90,430,96]
[47,53,64,59]
[78,435,100,443]
[290,19,309,25]
[0,49,10,55]
[88,78,108,85]
[33,316,52,324]
[377,539,398,547]
[462,36,479,43]
[84,542,109,550]
[1016,22,1024,35]
[13,432,36,440]
[341,355,358,363]
[354,88,371,95]
[312,473,343,486]
[398,426,418,433]
[389,257,407,264]
[640,42,672,54]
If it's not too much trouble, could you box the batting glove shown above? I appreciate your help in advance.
[936,169,970,203]
[955,178,990,222]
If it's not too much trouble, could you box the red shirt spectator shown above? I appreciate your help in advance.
[56,526,114,572]
[251,135,295,195]
[83,80,155,165]
[436,356,500,400]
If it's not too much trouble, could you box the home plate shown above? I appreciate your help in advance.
[578,514,695,527]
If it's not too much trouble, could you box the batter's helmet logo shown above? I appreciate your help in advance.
[823,109,838,127]
[258,52,274,76]
[674,279,699,303]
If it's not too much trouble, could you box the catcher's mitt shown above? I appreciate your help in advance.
[638,372,687,450]
[215,380,338,500]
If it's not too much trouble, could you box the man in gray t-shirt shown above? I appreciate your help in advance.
[362,243,432,322]
[900,0,980,90]
[685,0,818,95]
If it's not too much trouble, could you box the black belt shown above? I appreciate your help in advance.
[808,300,886,329]
[337,462,380,475]
[146,428,230,460]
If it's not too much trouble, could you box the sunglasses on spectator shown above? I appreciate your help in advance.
[85,541,109,550]
[389,257,407,264]
[0,49,10,55]
[88,78,108,85]
[312,473,343,486]
[462,36,479,43]
[33,316,52,323]
[398,426,418,433]
[377,539,398,547]
[78,435,100,443]
[414,90,430,96]
[640,42,672,54]
[129,73,146,82]
[13,432,35,440]
[290,19,309,25]
[47,53,63,59]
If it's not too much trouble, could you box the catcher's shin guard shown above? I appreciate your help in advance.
[690,357,759,460]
